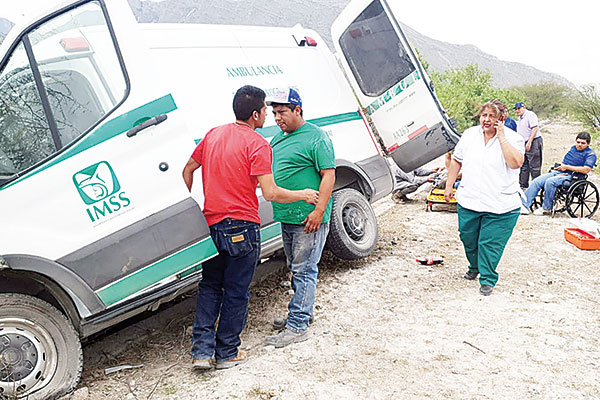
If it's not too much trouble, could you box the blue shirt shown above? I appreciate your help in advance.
[562,145,597,175]
[504,117,517,131]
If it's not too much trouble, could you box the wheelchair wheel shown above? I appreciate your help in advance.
[553,187,568,214]
[531,190,543,211]
[565,180,599,218]
[533,188,567,214]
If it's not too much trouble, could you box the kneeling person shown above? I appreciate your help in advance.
[265,88,335,348]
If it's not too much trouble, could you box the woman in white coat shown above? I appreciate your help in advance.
[444,100,525,296]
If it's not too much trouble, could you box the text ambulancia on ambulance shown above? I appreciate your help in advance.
[0,0,459,398]
[73,161,131,223]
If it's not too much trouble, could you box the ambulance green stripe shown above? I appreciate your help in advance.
[364,70,422,116]
[97,223,282,307]
[256,111,362,138]
[0,94,177,190]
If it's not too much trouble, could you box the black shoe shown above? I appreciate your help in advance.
[463,271,479,280]
[479,285,493,296]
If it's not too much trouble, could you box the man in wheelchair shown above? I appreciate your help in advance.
[522,132,597,216]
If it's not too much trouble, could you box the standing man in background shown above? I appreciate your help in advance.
[183,85,318,370]
[515,102,542,189]
[265,88,336,348]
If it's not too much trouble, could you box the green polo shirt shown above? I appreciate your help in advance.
[271,122,336,224]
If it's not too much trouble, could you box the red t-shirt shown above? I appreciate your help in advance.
[191,123,272,226]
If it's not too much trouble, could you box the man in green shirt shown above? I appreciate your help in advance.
[265,88,336,348]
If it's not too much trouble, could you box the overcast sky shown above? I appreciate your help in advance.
[391,0,598,86]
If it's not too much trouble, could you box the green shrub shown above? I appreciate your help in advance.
[515,82,574,118]
[429,65,522,133]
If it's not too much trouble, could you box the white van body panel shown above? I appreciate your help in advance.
[140,23,382,170]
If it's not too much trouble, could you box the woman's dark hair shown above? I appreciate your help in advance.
[577,131,592,144]
[233,85,266,121]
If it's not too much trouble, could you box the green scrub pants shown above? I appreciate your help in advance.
[457,205,520,287]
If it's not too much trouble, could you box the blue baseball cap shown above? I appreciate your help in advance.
[514,102,525,109]
[266,87,302,108]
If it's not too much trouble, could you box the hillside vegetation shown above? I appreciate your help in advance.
[427,61,600,150]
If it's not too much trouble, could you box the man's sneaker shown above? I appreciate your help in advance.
[480,285,493,296]
[273,316,314,331]
[463,270,479,280]
[533,207,551,216]
[520,205,530,215]
[192,358,212,371]
[215,350,247,370]
[265,328,310,348]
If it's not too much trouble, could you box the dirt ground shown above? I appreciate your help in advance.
[69,120,600,400]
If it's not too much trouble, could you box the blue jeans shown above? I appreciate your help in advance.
[191,219,260,362]
[523,171,570,210]
[281,222,329,333]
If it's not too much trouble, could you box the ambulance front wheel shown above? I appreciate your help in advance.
[0,293,82,400]
[326,188,378,260]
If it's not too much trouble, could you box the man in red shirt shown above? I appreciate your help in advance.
[182,85,318,370]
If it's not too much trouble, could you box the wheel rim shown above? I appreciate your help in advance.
[342,203,366,241]
[0,319,58,397]
[566,182,599,218]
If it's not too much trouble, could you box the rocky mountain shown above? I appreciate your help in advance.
[127,0,572,88]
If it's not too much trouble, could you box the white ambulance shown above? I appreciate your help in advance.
[0,0,458,397]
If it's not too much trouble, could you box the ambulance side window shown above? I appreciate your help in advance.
[0,43,53,177]
[339,0,415,97]
[0,0,127,181]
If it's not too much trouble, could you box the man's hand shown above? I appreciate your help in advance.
[303,189,319,205]
[556,163,568,172]
[525,141,532,152]
[302,209,324,233]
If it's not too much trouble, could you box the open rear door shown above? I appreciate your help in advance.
[331,0,460,171]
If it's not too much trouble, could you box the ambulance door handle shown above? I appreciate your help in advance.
[127,114,168,137]
[406,121,415,127]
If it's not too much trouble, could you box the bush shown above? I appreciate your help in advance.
[515,82,574,118]
[430,65,522,133]
[570,85,600,151]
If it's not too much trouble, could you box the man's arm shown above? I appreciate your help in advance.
[257,174,319,205]
[302,169,335,233]
[182,157,201,192]
[525,126,538,152]
[557,164,592,174]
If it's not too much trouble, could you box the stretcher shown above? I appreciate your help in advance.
[426,187,457,212]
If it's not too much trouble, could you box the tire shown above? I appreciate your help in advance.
[326,188,378,260]
[0,294,82,400]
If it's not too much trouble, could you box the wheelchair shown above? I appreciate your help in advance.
[532,171,599,218]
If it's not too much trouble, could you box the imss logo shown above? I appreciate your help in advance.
[73,161,131,223]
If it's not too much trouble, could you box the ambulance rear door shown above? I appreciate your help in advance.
[331,0,460,171]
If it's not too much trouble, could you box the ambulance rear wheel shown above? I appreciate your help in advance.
[0,294,82,400]
[326,189,378,260]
